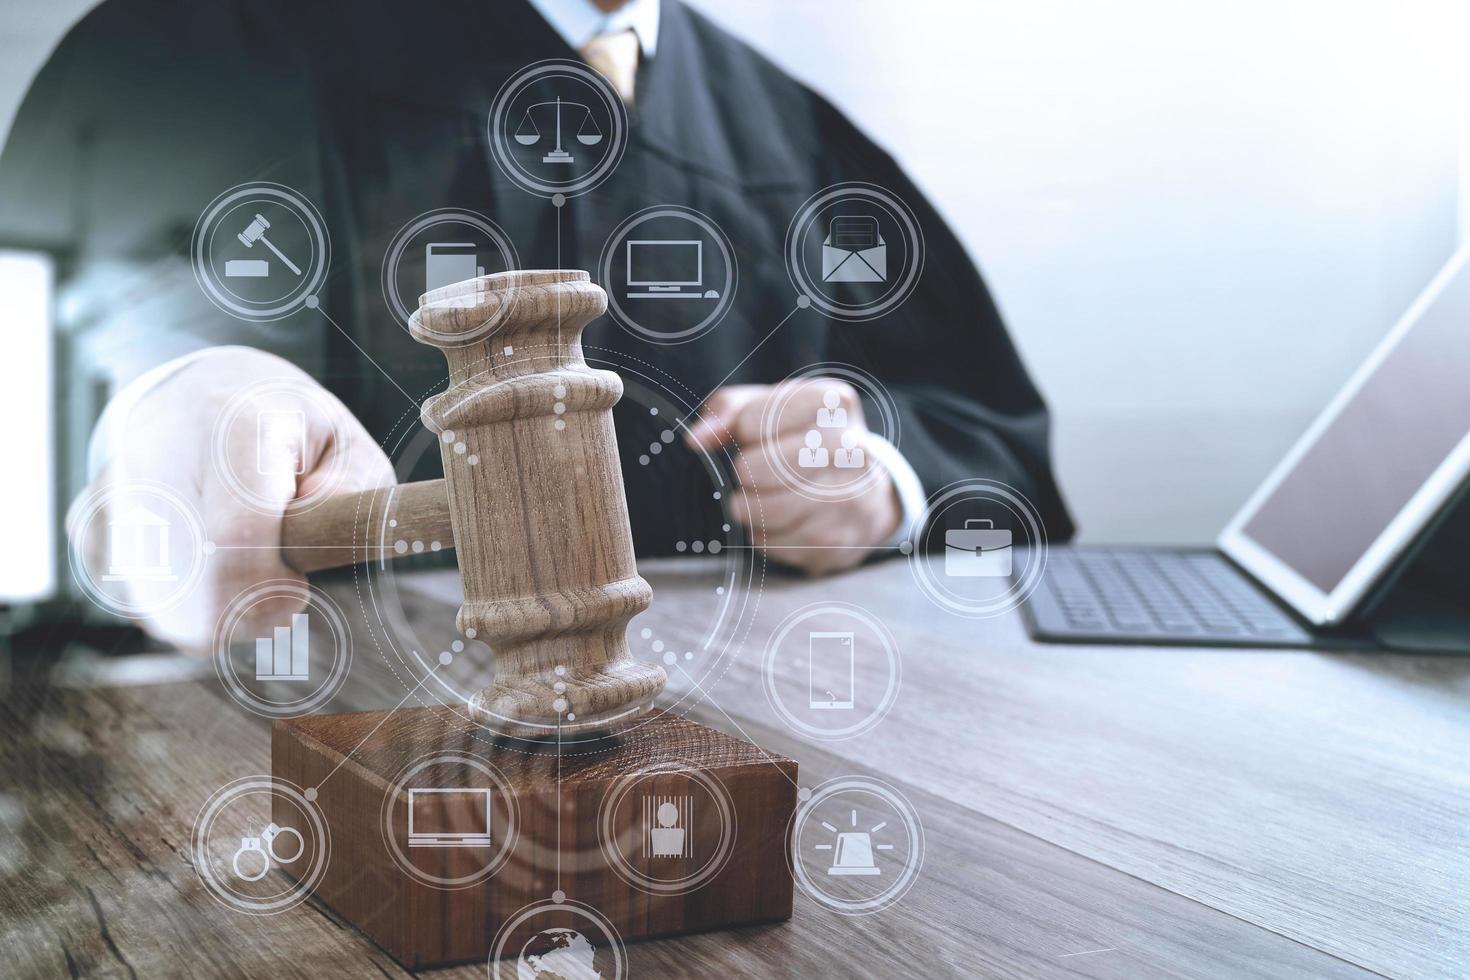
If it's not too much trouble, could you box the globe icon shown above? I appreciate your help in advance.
[517,927,602,979]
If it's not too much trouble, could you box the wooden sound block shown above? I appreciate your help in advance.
[272,706,797,970]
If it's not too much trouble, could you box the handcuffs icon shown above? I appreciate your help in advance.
[231,822,305,882]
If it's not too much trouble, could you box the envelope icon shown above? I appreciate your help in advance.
[822,215,887,282]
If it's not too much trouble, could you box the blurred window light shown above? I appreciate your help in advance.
[1404,0,1470,240]
[0,250,55,602]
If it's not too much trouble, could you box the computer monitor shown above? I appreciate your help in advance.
[406,788,492,847]
[626,239,702,288]
[1219,244,1470,626]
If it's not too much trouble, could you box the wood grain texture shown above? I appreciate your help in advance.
[280,478,451,574]
[271,707,795,969]
[413,270,665,737]
[3,560,1462,977]
[282,270,667,737]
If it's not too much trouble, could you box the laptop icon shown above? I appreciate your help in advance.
[406,788,492,848]
[625,239,720,300]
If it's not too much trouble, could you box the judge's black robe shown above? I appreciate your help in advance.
[0,0,1076,556]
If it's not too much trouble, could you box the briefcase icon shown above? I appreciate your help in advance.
[944,519,1012,577]
[822,215,887,282]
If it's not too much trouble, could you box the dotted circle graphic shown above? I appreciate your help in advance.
[192,182,330,321]
[353,345,766,752]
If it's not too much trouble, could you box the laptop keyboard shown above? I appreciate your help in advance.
[1023,548,1314,646]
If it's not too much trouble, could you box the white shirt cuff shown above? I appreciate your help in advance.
[861,433,927,549]
[86,345,251,480]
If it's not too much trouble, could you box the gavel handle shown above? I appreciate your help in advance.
[279,478,454,574]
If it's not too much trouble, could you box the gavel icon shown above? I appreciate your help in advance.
[279,270,667,738]
[237,213,303,276]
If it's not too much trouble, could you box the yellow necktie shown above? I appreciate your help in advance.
[580,29,640,104]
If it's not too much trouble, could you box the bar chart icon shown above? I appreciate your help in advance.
[255,613,310,681]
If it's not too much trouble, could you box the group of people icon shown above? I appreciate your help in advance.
[798,390,866,470]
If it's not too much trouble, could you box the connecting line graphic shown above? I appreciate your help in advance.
[556,715,563,891]
[556,199,563,350]
[212,545,368,551]
[718,544,906,551]
[676,302,805,430]
[673,661,801,793]
[315,303,419,406]
[313,663,440,790]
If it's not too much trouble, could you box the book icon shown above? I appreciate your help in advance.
[425,243,484,294]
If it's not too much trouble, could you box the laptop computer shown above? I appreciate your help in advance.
[1023,245,1470,649]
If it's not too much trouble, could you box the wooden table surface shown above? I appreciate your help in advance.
[3,557,1468,978]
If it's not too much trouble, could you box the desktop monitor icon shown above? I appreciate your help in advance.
[407,788,493,848]
[625,239,719,300]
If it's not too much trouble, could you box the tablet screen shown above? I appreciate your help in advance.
[1224,247,1470,620]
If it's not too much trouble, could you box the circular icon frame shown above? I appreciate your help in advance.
[761,601,901,741]
[192,182,330,321]
[353,347,768,751]
[380,751,520,890]
[192,775,330,915]
[597,205,738,345]
[789,776,924,915]
[785,182,925,321]
[67,479,208,620]
[208,376,357,517]
[489,897,627,979]
[380,208,520,345]
[906,478,1049,619]
[212,579,353,718]
[756,362,901,503]
[596,762,737,896]
[487,59,628,198]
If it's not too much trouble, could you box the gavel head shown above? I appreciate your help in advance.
[411,270,667,740]
[236,213,270,249]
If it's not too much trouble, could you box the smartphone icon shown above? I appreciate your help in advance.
[808,631,855,710]
[256,409,306,476]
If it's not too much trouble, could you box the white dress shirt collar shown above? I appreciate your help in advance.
[525,0,660,58]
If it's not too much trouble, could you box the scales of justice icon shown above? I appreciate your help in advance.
[514,96,604,165]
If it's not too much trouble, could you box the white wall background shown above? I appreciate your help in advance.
[3,0,1467,543]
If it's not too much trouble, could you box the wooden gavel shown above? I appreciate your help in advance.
[280,270,667,737]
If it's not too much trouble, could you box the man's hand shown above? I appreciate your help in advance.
[70,347,395,651]
[684,380,903,575]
